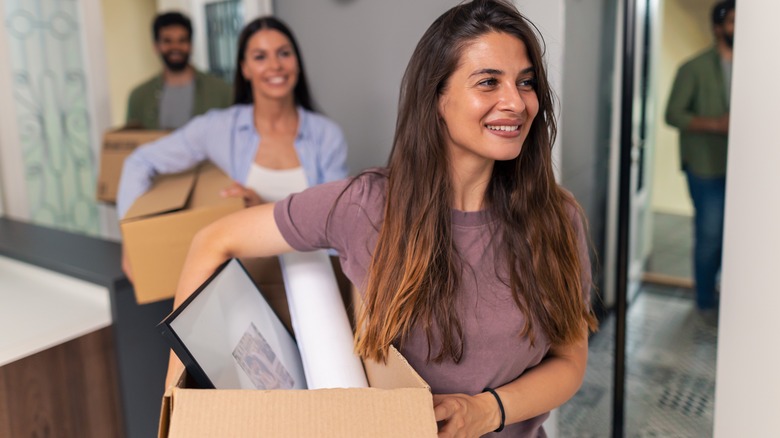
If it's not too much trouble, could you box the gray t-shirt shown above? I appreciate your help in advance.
[274,170,591,437]
[158,81,195,129]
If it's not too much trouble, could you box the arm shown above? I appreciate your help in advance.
[686,114,729,135]
[665,65,729,135]
[126,88,142,127]
[165,203,294,387]
[116,112,217,218]
[434,329,588,437]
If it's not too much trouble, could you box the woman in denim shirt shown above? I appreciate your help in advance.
[117,16,348,280]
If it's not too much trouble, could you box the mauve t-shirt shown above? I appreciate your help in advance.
[273,170,591,437]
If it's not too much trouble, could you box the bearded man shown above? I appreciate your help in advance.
[665,0,736,311]
[126,12,231,129]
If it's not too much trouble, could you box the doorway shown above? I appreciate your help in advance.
[561,0,722,436]
[623,0,721,436]
[642,0,718,290]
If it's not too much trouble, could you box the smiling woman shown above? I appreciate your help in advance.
[438,31,540,195]
[116,16,349,282]
[164,1,597,437]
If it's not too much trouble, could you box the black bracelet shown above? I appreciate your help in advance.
[483,387,506,432]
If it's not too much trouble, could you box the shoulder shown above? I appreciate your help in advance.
[328,169,388,227]
[300,107,344,137]
[680,47,718,72]
[130,73,163,97]
[303,168,387,215]
[346,168,388,204]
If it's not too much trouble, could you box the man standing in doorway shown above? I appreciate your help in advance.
[126,12,232,129]
[665,0,735,311]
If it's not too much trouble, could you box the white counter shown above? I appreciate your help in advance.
[0,254,112,367]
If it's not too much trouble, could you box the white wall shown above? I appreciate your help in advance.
[714,1,780,436]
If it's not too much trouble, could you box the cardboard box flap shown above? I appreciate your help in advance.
[123,170,197,220]
[159,370,190,438]
[166,387,436,438]
[364,345,429,391]
[158,389,172,438]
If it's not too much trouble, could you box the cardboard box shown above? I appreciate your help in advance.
[159,345,437,438]
[97,128,169,203]
[158,265,437,437]
[121,163,243,304]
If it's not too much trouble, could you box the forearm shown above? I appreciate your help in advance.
[497,335,588,426]
[116,130,204,217]
[164,225,229,388]
[435,332,589,436]
[173,203,290,308]
[166,203,292,387]
[116,156,154,218]
[172,223,233,308]
[686,114,729,135]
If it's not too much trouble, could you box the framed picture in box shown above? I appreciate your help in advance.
[159,258,307,390]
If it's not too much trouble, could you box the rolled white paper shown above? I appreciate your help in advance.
[279,250,368,389]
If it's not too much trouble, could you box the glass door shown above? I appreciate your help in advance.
[0,0,107,236]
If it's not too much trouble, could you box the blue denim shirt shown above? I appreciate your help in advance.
[117,104,348,217]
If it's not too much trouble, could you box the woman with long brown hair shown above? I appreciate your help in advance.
[168,0,597,435]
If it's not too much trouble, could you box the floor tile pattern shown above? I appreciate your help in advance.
[559,285,717,438]
[646,213,693,280]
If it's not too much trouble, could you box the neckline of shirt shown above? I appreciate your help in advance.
[451,208,493,227]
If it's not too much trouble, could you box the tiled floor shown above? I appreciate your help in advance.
[559,284,718,437]
[646,213,693,280]
[559,211,717,437]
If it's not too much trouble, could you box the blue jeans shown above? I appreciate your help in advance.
[685,171,726,309]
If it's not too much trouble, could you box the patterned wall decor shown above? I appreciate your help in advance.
[3,0,99,235]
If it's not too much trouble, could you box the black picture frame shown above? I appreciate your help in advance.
[158,258,306,390]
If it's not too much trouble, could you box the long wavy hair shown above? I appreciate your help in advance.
[354,0,598,363]
[232,16,316,111]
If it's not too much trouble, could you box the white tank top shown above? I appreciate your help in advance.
[245,163,308,203]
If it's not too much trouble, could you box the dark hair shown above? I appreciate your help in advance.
[355,0,597,363]
[712,0,735,25]
[233,17,316,111]
[153,12,192,42]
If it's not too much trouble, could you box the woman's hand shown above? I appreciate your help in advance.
[433,392,500,438]
[221,182,265,207]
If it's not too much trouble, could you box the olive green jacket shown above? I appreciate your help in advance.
[126,68,232,129]
[665,47,729,178]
